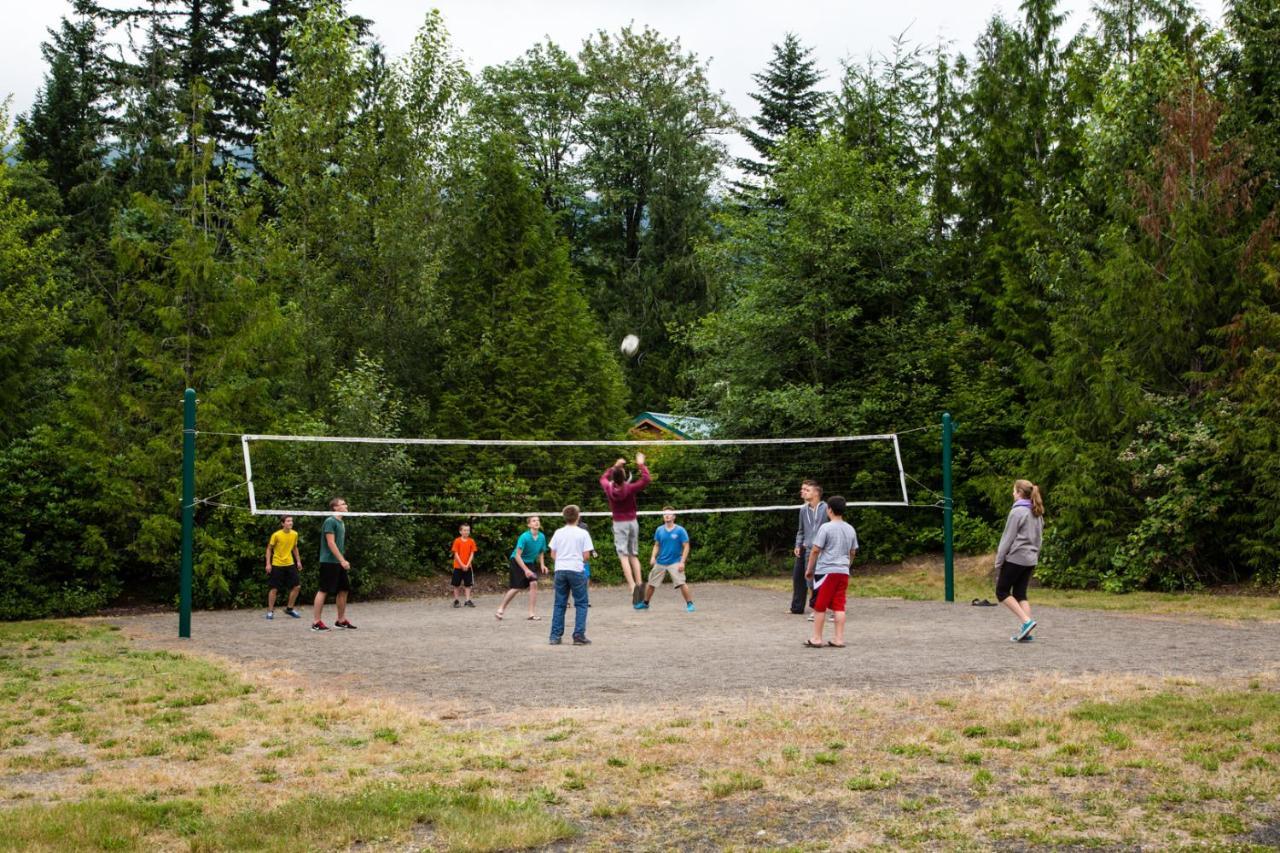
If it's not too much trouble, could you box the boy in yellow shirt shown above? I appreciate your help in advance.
[265,516,303,619]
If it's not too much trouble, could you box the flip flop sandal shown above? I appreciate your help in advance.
[826,641,846,648]
[527,615,543,621]
[494,611,504,621]
[971,598,996,606]
[803,639,824,648]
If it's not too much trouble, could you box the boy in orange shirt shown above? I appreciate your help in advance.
[450,522,478,608]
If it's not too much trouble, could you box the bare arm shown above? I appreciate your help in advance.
[678,540,690,569]
[326,532,348,568]
[265,540,273,572]
[806,544,821,578]
[293,545,302,568]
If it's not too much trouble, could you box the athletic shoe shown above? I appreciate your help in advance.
[311,621,330,632]
[631,585,644,606]
[1017,634,1035,643]
[1015,619,1037,641]
[686,602,696,613]
[335,619,358,630]
[572,635,591,645]
[265,611,274,620]
[453,600,461,608]
[464,600,476,608]
[285,608,301,619]
[548,637,562,645]
[806,613,815,622]
[633,601,649,610]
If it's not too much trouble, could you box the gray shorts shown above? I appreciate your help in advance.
[612,520,640,556]
[648,563,686,587]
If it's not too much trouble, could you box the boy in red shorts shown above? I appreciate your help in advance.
[803,496,858,648]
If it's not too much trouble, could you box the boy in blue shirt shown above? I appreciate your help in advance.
[637,506,694,612]
[496,515,548,621]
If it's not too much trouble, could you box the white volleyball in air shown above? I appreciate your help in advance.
[620,334,640,356]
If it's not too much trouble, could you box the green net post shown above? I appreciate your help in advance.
[942,412,955,603]
[180,388,196,638]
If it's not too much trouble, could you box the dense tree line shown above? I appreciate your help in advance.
[1,0,1276,617]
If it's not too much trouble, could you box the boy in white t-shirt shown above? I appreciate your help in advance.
[548,505,595,645]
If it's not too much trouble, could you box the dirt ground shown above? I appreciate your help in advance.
[112,582,1280,715]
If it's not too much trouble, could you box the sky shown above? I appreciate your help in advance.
[2,0,1227,163]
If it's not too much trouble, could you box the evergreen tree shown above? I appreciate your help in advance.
[19,5,112,218]
[435,135,628,440]
[1224,0,1280,212]
[0,113,68,439]
[736,33,825,191]
[836,34,932,180]
[1033,76,1274,589]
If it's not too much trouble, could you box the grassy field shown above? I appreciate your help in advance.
[743,553,1280,622]
[2,614,1279,850]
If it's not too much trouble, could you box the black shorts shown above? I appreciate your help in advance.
[451,568,474,588]
[268,564,300,590]
[318,562,351,596]
[508,557,540,590]
[996,560,1035,602]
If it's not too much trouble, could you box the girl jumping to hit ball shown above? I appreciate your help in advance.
[995,479,1044,642]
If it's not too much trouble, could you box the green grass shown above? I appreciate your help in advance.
[703,770,764,798]
[0,784,573,852]
[743,555,1280,621]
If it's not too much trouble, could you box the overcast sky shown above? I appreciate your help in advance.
[3,0,1226,162]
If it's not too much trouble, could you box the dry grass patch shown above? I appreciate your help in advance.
[2,621,1279,848]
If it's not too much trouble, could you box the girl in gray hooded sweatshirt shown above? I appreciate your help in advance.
[995,479,1044,642]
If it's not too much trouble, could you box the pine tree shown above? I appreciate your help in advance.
[835,33,930,180]
[736,33,826,187]
[19,4,111,217]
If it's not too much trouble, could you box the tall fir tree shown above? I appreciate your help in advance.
[19,4,112,223]
[435,135,628,441]
[736,33,825,194]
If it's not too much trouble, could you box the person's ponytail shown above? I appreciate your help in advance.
[1014,479,1044,517]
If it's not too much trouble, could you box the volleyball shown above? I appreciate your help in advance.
[620,334,640,356]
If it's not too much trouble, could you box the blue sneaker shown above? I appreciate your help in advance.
[1015,619,1037,641]
[549,636,562,645]
[285,608,301,619]
[634,601,649,610]
[685,602,696,612]
[265,611,273,620]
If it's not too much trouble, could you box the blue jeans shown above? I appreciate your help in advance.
[551,571,589,639]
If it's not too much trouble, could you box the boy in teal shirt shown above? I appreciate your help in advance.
[496,515,548,620]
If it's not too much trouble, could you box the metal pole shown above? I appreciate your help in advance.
[942,412,954,603]
[180,388,196,638]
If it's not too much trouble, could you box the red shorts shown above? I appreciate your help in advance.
[812,573,849,613]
